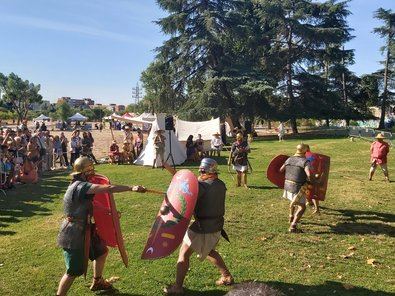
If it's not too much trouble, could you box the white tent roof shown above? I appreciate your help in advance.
[109,113,152,125]
[68,113,88,121]
[175,117,220,141]
[134,114,186,166]
[33,114,51,121]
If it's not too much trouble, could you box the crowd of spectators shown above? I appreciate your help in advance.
[0,119,98,189]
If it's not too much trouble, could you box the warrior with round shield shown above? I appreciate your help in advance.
[56,157,145,296]
[162,158,234,294]
[279,144,311,233]
[228,133,251,188]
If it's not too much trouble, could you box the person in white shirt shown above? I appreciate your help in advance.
[210,132,223,157]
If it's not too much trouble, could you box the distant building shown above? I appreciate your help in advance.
[57,97,95,109]
[115,105,125,113]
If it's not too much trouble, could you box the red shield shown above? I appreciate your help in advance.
[88,174,128,267]
[141,169,199,260]
[267,155,289,188]
[305,152,330,201]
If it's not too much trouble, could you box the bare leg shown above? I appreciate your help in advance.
[207,250,231,277]
[93,250,108,278]
[242,173,248,188]
[369,164,376,180]
[236,172,241,187]
[56,274,76,296]
[312,199,320,214]
[290,204,306,231]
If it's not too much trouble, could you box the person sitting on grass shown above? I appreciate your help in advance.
[17,157,38,184]
[56,156,146,296]
[369,133,390,182]
[134,128,144,157]
[210,132,223,157]
[279,144,311,233]
[108,140,120,164]
[163,158,234,295]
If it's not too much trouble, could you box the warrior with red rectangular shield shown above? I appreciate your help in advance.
[56,157,146,296]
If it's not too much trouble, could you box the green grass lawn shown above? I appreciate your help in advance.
[0,137,394,296]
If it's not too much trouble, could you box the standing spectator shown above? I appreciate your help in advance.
[99,122,103,132]
[37,132,47,172]
[134,128,143,157]
[124,126,133,143]
[46,133,54,170]
[87,132,98,164]
[369,133,390,182]
[60,132,70,168]
[278,122,285,142]
[17,157,38,184]
[35,121,40,131]
[152,130,166,168]
[70,130,82,165]
[52,135,65,169]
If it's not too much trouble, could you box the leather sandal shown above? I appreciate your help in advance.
[215,275,234,286]
[89,276,113,291]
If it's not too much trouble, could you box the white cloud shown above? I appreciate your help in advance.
[0,14,138,43]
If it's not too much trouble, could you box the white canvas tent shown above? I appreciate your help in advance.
[175,117,220,141]
[134,114,186,166]
[68,113,88,122]
[33,114,51,121]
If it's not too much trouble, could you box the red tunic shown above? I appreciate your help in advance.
[370,141,389,164]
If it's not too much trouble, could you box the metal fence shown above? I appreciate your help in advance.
[348,126,393,146]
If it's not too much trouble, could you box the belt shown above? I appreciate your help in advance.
[285,180,304,185]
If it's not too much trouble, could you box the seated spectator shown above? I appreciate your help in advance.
[17,157,38,184]
[210,132,223,157]
[186,135,198,161]
[122,140,134,164]
[109,141,120,164]
[195,134,205,159]
[27,137,40,163]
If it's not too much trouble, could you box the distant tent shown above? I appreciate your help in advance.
[134,114,186,166]
[33,114,51,121]
[68,113,88,121]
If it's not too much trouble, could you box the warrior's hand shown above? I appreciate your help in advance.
[132,185,146,193]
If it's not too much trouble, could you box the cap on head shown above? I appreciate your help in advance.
[294,143,308,157]
[199,158,218,174]
[70,156,95,176]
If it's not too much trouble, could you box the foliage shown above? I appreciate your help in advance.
[373,8,395,129]
[56,101,73,121]
[0,72,43,124]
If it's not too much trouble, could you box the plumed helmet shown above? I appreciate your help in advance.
[199,158,218,174]
[294,143,308,157]
[70,156,95,176]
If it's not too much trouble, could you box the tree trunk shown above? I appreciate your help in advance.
[379,36,390,130]
[267,120,271,130]
[326,119,330,127]
[286,25,298,134]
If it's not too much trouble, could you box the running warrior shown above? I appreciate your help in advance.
[229,133,251,188]
[163,159,233,294]
[279,144,311,233]
[56,157,145,296]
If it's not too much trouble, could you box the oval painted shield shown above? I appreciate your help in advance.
[267,155,289,188]
[141,169,199,260]
[88,174,128,267]
[305,152,330,201]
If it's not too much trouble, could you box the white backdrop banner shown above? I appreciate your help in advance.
[175,117,220,141]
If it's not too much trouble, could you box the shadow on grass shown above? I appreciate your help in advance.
[225,281,393,296]
[0,170,68,235]
[309,207,395,237]
[96,288,226,296]
[248,185,278,190]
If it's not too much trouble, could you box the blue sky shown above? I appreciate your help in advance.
[0,0,394,106]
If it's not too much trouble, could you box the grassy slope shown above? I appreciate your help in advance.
[0,137,394,296]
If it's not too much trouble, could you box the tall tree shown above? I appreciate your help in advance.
[56,101,73,121]
[0,73,42,124]
[373,8,395,129]
[255,0,353,133]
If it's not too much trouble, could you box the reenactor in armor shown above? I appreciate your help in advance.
[163,158,233,294]
[56,157,145,296]
[279,144,311,233]
[228,133,251,188]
